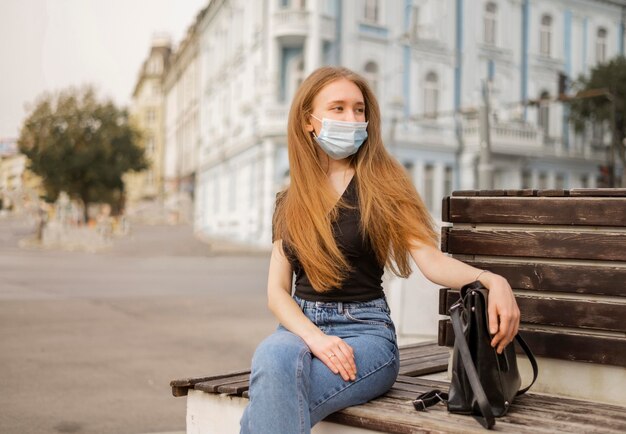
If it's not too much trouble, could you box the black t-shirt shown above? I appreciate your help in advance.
[273,176,385,302]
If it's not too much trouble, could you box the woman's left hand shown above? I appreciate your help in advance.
[481,273,520,354]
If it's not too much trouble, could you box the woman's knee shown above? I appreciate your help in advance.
[251,331,310,378]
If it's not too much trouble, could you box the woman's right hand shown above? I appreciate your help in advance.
[305,333,357,382]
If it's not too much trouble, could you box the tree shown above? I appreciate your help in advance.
[568,56,626,187]
[18,86,148,221]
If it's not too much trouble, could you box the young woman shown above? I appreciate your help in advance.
[239,66,520,433]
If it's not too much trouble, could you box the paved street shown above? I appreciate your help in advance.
[0,216,276,434]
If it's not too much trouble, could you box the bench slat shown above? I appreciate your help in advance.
[570,188,626,197]
[397,359,449,377]
[193,373,250,393]
[453,260,626,297]
[450,189,626,198]
[169,369,250,397]
[438,320,626,367]
[442,228,626,262]
[445,197,626,226]
[440,289,626,333]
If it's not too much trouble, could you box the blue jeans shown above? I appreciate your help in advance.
[240,295,400,434]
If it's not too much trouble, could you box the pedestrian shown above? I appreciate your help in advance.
[239,66,520,433]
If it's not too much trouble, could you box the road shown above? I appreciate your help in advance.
[0,216,276,434]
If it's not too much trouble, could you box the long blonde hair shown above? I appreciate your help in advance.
[273,66,438,292]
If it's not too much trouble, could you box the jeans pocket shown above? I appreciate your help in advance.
[344,308,391,328]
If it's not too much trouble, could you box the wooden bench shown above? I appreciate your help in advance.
[171,188,626,433]
[439,188,626,405]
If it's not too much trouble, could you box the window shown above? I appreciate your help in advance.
[444,166,454,196]
[284,52,305,103]
[555,173,566,190]
[538,91,550,138]
[229,173,236,212]
[403,161,414,175]
[213,175,220,213]
[364,61,379,95]
[540,15,552,57]
[596,27,607,64]
[410,6,420,41]
[146,170,154,187]
[424,164,435,211]
[363,0,379,24]
[484,2,497,45]
[522,170,532,189]
[147,57,163,75]
[146,135,155,155]
[538,172,548,189]
[146,108,156,124]
[424,72,439,119]
[580,174,589,188]
[592,121,606,147]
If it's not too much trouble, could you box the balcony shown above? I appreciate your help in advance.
[462,119,541,155]
[462,120,606,160]
[320,15,336,40]
[273,9,309,42]
[258,104,288,138]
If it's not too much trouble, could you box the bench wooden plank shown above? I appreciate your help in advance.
[169,369,250,388]
[451,189,626,198]
[442,227,626,262]
[570,188,626,197]
[440,290,626,333]
[397,359,449,377]
[170,369,251,397]
[392,377,626,429]
[438,320,626,367]
[400,350,448,364]
[453,260,626,297]
[537,189,569,197]
[446,197,626,226]
[216,380,250,395]
[193,373,250,393]
[399,341,441,360]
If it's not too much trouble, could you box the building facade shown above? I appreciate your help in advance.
[162,10,206,223]
[186,0,625,247]
[127,35,172,205]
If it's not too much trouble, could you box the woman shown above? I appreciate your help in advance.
[239,66,520,433]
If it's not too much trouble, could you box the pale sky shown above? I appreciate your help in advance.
[0,0,207,139]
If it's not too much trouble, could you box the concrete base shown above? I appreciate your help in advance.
[186,390,382,434]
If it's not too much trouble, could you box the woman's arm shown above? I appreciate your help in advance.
[410,242,520,354]
[266,240,356,381]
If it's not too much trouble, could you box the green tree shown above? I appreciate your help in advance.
[18,86,147,221]
[568,56,626,187]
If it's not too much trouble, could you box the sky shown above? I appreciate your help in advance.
[0,0,208,139]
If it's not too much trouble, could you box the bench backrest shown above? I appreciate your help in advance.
[438,189,626,368]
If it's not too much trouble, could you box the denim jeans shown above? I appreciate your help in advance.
[240,295,400,434]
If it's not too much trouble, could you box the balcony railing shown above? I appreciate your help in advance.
[273,10,309,38]
[462,119,541,151]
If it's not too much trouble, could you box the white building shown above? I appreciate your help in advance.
[187,0,625,248]
[163,9,205,222]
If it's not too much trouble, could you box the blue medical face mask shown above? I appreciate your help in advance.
[311,115,368,160]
